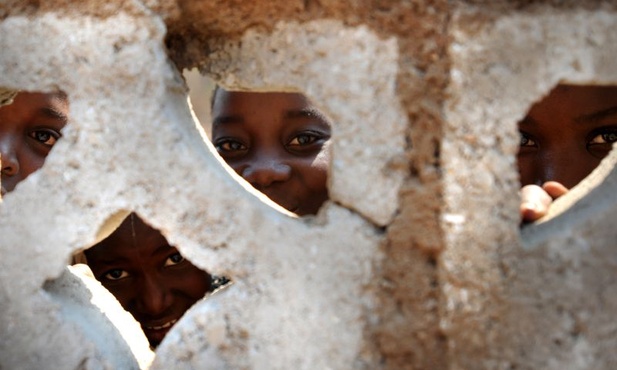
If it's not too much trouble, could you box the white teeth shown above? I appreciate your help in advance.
[146,319,178,330]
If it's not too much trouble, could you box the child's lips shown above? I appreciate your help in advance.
[143,318,178,331]
[142,318,179,346]
[264,193,297,213]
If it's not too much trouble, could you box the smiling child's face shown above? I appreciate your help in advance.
[211,90,331,216]
[85,215,213,347]
[518,84,617,188]
[0,91,68,196]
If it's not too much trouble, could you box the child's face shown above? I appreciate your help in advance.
[0,91,68,196]
[211,90,331,216]
[518,84,617,188]
[85,215,212,347]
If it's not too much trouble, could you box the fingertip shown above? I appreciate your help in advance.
[520,202,541,223]
[542,181,569,198]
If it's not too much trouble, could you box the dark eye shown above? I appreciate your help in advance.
[164,252,185,267]
[519,131,537,148]
[288,133,319,146]
[29,129,61,147]
[588,130,617,145]
[215,139,247,153]
[587,128,617,159]
[287,130,330,150]
[103,269,129,281]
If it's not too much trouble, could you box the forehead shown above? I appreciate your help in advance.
[530,84,617,116]
[4,91,67,111]
[0,91,68,124]
[212,90,311,116]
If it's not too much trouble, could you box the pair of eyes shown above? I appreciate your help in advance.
[519,128,617,150]
[102,253,186,281]
[215,131,328,153]
[28,128,62,148]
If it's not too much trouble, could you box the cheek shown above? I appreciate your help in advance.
[298,145,330,185]
[293,159,326,187]
[304,154,329,191]
[517,155,537,186]
[571,157,603,183]
[174,268,211,299]
[19,150,47,178]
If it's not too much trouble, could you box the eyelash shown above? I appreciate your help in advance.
[519,131,537,148]
[164,253,185,267]
[587,128,617,146]
[215,138,247,153]
[215,131,329,155]
[99,253,186,282]
[287,131,327,147]
[28,128,61,147]
[103,269,129,281]
[519,128,617,154]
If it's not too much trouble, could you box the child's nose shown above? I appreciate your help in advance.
[0,137,20,177]
[136,276,174,317]
[242,158,292,188]
[537,151,590,189]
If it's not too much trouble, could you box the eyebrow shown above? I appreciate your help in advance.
[152,243,176,256]
[576,105,617,124]
[212,115,244,127]
[39,106,68,123]
[285,108,329,123]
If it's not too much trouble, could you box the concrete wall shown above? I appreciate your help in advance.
[1,1,616,369]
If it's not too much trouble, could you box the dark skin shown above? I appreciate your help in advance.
[0,91,68,196]
[518,84,617,221]
[211,89,331,216]
[85,214,213,347]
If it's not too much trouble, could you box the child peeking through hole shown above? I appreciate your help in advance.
[519,84,617,222]
[211,88,332,216]
[84,213,226,348]
[0,90,68,197]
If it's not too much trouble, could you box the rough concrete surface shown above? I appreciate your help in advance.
[445,5,617,369]
[0,1,616,370]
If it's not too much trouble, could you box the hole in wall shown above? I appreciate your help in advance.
[517,83,617,222]
[80,212,229,348]
[184,70,332,217]
[0,88,69,200]
[184,68,216,138]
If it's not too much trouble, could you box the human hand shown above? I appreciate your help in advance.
[520,181,569,223]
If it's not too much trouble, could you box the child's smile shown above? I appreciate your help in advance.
[85,214,214,347]
[211,90,331,216]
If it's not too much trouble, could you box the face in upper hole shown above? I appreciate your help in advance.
[84,214,213,347]
[211,88,332,216]
[0,91,68,196]
[518,84,617,189]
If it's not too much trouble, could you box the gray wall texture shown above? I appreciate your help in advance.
[0,1,616,369]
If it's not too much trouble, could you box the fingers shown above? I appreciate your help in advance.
[542,181,569,199]
[520,184,553,223]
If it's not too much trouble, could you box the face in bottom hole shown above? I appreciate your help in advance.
[85,214,213,347]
